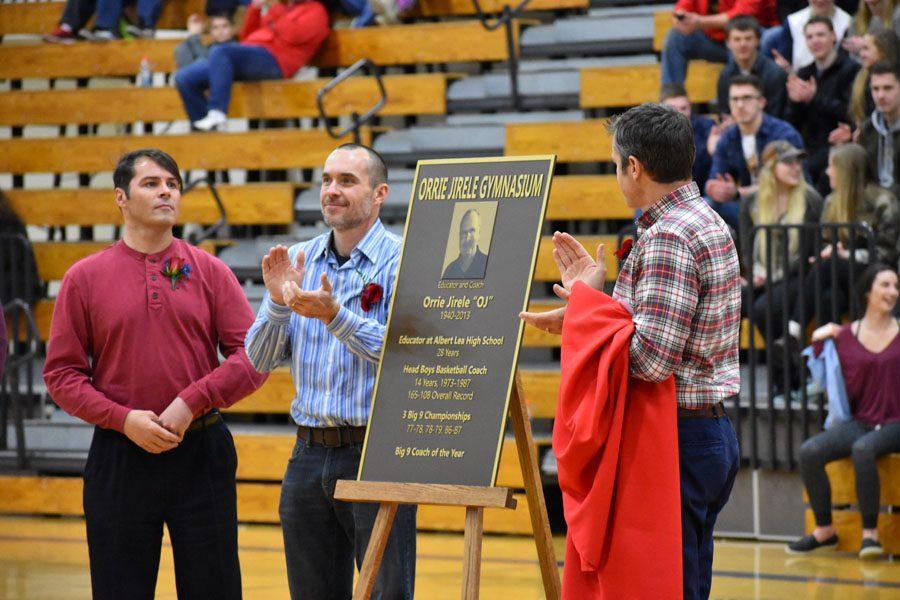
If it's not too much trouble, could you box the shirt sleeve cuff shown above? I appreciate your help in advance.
[326,305,363,341]
[266,299,293,322]
[177,384,207,417]
[109,403,132,434]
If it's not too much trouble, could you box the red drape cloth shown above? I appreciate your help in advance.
[555,282,682,599]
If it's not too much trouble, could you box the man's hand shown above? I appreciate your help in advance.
[553,232,606,292]
[262,246,304,306]
[706,116,732,156]
[752,271,766,288]
[787,74,815,103]
[829,122,853,145]
[283,273,340,324]
[842,35,864,55]
[123,410,182,453]
[673,11,700,35]
[519,306,567,335]
[771,49,792,73]
[186,13,204,35]
[158,397,194,438]
[706,173,737,203]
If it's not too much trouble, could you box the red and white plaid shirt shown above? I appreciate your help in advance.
[613,182,741,408]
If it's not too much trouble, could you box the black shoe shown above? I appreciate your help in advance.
[786,533,838,554]
[859,538,883,560]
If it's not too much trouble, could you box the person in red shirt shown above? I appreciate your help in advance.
[174,0,330,130]
[787,264,900,560]
[43,149,268,599]
[662,0,780,85]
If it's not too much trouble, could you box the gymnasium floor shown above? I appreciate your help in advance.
[1,516,898,599]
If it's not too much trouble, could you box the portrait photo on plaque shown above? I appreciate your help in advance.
[440,201,498,280]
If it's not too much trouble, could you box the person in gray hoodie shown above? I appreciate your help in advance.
[174,12,237,69]
[859,60,900,196]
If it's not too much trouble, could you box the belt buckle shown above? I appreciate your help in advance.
[322,428,341,447]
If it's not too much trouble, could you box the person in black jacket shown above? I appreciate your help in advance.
[717,16,789,118]
[0,191,43,307]
[786,15,860,194]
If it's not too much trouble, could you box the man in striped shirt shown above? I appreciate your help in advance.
[245,144,415,600]
[522,103,741,600]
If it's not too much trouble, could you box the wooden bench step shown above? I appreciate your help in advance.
[804,456,900,506]
[580,61,721,108]
[0,74,447,126]
[0,0,203,36]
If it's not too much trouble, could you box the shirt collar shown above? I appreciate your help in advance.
[309,219,388,266]
[116,237,179,262]
[637,182,700,229]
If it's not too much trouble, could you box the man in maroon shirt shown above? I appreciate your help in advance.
[43,149,267,599]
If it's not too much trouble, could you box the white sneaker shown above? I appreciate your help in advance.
[192,110,227,131]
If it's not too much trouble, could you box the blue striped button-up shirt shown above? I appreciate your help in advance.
[244,220,401,427]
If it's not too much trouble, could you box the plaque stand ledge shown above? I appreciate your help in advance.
[334,373,561,600]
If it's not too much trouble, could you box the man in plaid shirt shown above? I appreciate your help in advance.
[523,103,741,600]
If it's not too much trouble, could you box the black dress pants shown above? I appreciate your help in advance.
[83,418,241,600]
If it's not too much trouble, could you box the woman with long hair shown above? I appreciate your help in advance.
[740,141,823,338]
[848,29,900,127]
[787,264,900,559]
[786,144,900,337]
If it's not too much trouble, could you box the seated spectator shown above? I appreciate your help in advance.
[739,141,823,337]
[175,0,331,131]
[661,0,779,85]
[762,0,852,71]
[206,0,250,18]
[0,191,44,307]
[78,0,162,40]
[847,29,900,131]
[786,16,860,193]
[786,263,900,560]
[44,0,97,43]
[786,143,900,336]
[716,16,788,117]
[707,74,805,230]
[175,13,237,69]
[859,61,900,193]
[844,0,900,55]
[661,83,716,191]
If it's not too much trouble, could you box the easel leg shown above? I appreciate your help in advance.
[461,506,484,600]
[509,374,561,599]
[353,502,398,600]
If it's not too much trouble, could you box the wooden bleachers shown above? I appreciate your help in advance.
[0,127,367,174]
[804,456,900,554]
[580,61,722,108]
[0,73,447,126]
[0,20,511,80]
[412,0,587,17]
[0,0,204,37]
[654,9,672,52]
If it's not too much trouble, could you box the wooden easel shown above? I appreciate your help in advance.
[334,373,561,600]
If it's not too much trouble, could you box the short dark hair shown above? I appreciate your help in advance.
[660,83,689,103]
[113,149,183,195]
[857,263,898,309]
[870,59,900,80]
[207,11,233,22]
[728,73,764,95]
[334,143,388,187]
[726,15,761,39]
[607,103,694,183]
[804,14,834,32]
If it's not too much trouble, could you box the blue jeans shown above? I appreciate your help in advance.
[279,438,417,600]
[95,0,161,30]
[760,25,791,64]
[174,44,282,121]
[678,415,740,600]
[661,29,728,85]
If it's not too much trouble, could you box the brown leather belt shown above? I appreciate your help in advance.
[297,425,366,447]
[186,410,221,432]
[677,401,729,419]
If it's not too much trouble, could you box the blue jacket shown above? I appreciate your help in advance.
[803,340,851,429]
[709,114,804,187]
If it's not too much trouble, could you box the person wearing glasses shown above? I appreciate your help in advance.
[706,74,804,231]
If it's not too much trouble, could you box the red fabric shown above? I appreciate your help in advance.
[555,282,681,599]
[240,1,331,78]
[673,0,778,41]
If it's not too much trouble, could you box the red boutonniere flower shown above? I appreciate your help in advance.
[355,268,383,312]
[614,238,634,262]
[161,257,191,290]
